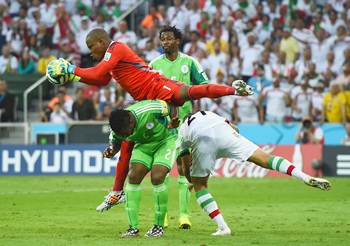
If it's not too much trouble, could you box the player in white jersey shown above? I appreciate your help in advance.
[176,111,331,236]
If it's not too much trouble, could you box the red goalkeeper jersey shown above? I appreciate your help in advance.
[74,41,172,101]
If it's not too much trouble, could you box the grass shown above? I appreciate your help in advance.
[0,176,349,246]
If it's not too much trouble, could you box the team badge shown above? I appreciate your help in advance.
[181,64,189,74]
[146,122,154,129]
[104,52,111,61]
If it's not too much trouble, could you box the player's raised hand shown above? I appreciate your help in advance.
[103,145,118,158]
[232,80,254,96]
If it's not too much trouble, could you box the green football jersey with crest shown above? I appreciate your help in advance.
[149,52,208,120]
[109,100,176,144]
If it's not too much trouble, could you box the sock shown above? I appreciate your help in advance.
[153,183,168,227]
[187,84,235,100]
[125,183,141,229]
[268,156,310,182]
[113,141,135,191]
[195,189,228,229]
[178,176,190,218]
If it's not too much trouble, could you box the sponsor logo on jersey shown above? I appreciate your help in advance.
[181,64,189,74]
[104,52,111,61]
[146,122,154,129]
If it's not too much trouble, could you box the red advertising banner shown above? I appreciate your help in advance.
[169,145,322,178]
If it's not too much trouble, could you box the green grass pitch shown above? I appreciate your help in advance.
[0,176,349,246]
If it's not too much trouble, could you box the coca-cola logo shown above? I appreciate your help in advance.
[212,145,275,178]
[213,158,269,178]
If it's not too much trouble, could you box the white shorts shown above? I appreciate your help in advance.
[190,122,259,177]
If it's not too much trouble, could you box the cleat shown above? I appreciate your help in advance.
[164,213,169,228]
[232,80,254,96]
[305,177,331,191]
[145,225,164,237]
[179,216,191,229]
[96,190,125,212]
[212,227,232,236]
[121,226,139,237]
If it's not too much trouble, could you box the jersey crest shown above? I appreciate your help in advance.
[104,52,111,61]
[181,64,189,74]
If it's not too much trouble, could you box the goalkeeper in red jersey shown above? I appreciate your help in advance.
[46,28,253,209]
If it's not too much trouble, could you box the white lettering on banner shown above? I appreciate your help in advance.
[62,151,81,173]
[2,150,21,172]
[104,157,117,173]
[83,151,102,173]
[213,158,269,178]
[22,150,40,173]
[41,150,61,173]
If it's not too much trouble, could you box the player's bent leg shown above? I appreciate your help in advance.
[122,163,149,238]
[177,158,192,229]
[192,176,231,236]
[145,165,169,238]
[247,148,331,191]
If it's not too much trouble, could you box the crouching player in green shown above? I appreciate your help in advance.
[104,100,178,237]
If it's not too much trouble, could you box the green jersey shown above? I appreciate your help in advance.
[149,52,208,120]
[109,100,176,144]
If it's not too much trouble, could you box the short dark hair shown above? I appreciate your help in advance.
[109,109,130,134]
[159,25,182,41]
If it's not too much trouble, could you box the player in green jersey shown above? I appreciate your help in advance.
[105,100,178,237]
[148,25,209,229]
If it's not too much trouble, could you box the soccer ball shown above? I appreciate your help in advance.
[46,59,74,86]
[47,73,71,86]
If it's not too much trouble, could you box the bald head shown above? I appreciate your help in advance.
[86,28,112,61]
[86,28,111,43]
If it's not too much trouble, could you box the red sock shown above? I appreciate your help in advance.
[112,141,135,191]
[187,84,235,100]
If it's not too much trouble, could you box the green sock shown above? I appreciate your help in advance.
[178,176,190,218]
[125,183,141,229]
[153,183,168,226]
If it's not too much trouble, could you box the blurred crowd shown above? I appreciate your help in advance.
[0,0,350,129]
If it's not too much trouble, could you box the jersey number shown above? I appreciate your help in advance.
[187,111,206,126]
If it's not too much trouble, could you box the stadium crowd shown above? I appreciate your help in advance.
[0,0,350,127]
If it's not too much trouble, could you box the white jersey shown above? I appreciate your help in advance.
[177,111,258,177]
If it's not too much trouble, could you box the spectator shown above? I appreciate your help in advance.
[37,47,56,74]
[291,79,313,121]
[280,26,299,64]
[333,62,350,88]
[167,0,188,31]
[206,42,226,80]
[240,33,263,81]
[76,16,92,67]
[233,93,260,123]
[295,117,324,144]
[113,20,137,46]
[295,46,313,82]
[17,50,35,74]
[226,43,241,77]
[48,87,73,114]
[0,44,18,74]
[248,64,272,95]
[206,24,228,55]
[342,122,350,145]
[40,0,57,29]
[143,39,161,63]
[141,5,164,29]
[183,31,206,58]
[97,102,112,121]
[187,0,201,32]
[322,8,345,36]
[322,81,347,123]
[71,88,96,120]
[320,51,340,77]
[259,76,290,123]
[0,79,15,122]
[49,102,70,123]
[52,4,72,47]
[311,82,325,122]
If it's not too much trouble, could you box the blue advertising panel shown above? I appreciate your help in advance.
[0,144,119,176]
